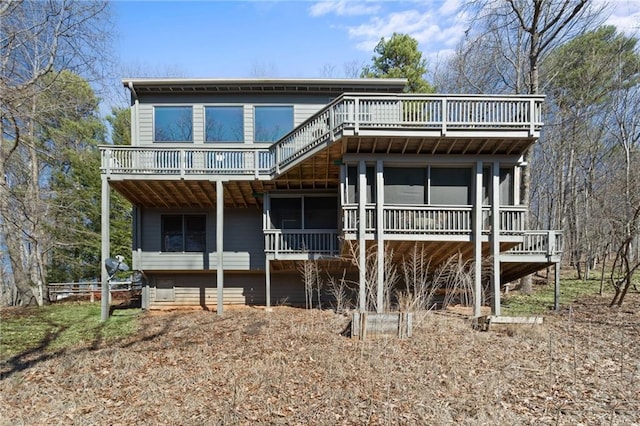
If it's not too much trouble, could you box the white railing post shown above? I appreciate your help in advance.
[329,106,335,142]
[529,98,536,136]
[547,230,555,256]
[180,149,185,177]
[442,98,447,136]
[354,98,360,135]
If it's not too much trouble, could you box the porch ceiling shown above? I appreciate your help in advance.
[342,135,534,156]
[272,143,343,190]
[110,179,270,209]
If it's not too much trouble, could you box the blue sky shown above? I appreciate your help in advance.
[111,0,472,78]
[110,0,640,79]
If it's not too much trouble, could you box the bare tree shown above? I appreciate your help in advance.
[0,0,113,305]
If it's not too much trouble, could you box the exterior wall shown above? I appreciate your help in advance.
[146,271,308,308]
[134,93,336,146]
[139,207,265,271]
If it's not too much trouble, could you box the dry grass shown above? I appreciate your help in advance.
[1,293,640,425]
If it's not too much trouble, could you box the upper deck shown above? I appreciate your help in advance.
[102,93,543,176]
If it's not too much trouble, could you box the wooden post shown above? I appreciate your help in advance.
[376,160,384,313]
[216,180,224,315]
[358,160,366,313]
[473,161,483,318]
[492,161,501,316]
[100,175,110,322]
[265,257,271,309]
[554,262,560,312]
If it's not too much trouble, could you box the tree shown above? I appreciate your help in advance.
[447,0,602,293]
[47,74,132,283]
[543,27,640,280]
[0,0,112,305]
[361,33,433,93]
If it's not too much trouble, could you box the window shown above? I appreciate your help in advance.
[269,196,338,229]
[500,168,514,205]
[161,215,206,252]
[270,198,302,229]
[154,106,193,142]
[304,197,338,229]
[205,106,243,142]
[254,106,293,142]
[481,167,514,205]
[384,167,425,204]
[346,166,375,203]
[430,168,472,205]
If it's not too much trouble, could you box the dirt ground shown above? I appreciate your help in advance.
[1,293,639,425]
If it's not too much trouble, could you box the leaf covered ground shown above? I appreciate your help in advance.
[1,293,639,425]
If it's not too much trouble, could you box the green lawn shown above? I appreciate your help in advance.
[0,302,139,360]
[501,278,604,315]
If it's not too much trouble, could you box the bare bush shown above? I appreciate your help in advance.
[298,259,323,309]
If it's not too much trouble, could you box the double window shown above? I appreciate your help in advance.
[269,196,338,229]
[161,215,206,252]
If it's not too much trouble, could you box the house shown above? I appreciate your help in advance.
[99,78,562,317]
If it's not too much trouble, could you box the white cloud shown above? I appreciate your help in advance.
[309,1,468,58]
[309,1,381,17]
[347,6,466,56]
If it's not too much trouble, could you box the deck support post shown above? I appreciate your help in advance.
[375,160,384,313]
[358,160,367,313]
[554,261,560,311]
[263,193,271,309]
[491,161,501,316]
[265,257,271,309]
[216,180,224,315]
[473,161,483,318]
[100,175,110,322]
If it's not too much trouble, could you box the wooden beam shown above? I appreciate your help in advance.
[181,182,204,208]
[197,181,216,207]
[139,181,170,208]
[431,139,442,154]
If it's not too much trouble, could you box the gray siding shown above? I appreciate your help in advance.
[139,207,264,271]
[146,271,307,308]
[138,103,153,143]
[134,93,334,146]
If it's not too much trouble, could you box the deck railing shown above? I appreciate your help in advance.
[341,204,527,235]
[384,205,472,234]
[506,231,563,256]
[264,229,340,256]
[101,94,544,176]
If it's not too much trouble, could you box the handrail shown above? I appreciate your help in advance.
[100,94,545,176]
[264,229,340,256]
[506,230,563,256]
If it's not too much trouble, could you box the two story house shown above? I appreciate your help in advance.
[99,78,562,317]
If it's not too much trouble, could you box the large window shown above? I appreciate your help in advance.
[430,168,471,205]
[385,167,426,204]
[154,106,193,142]
[346,166,375,204]
[254,106,293,142]
[161,215,206,252]
[270,196,338,229]
[205,106,243,142]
